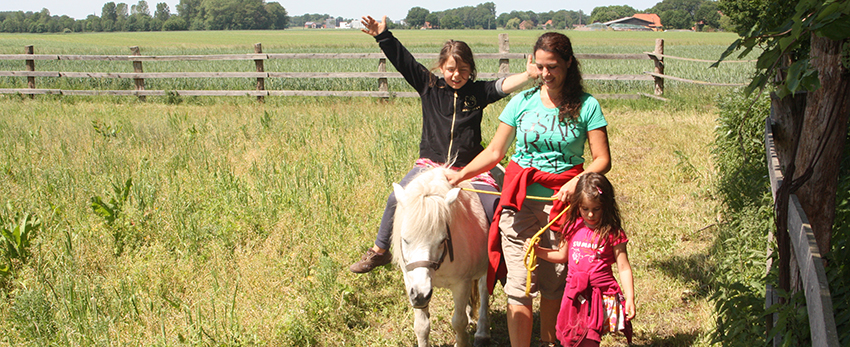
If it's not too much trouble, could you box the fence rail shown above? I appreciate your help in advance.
[764,117,839,347]
[0,36,738,101]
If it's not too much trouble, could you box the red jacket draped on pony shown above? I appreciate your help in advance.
[487,160,584,293]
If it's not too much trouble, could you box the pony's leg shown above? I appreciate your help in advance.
[474,275,491,346]
[451,283,472,347]
[413,306,431,347]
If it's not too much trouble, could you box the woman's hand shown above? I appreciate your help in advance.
[553,176,579,202]
[360,15,386,37]
[445,170,464,186]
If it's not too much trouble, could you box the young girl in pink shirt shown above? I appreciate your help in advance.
[527,172,635,347]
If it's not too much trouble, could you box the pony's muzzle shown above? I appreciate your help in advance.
[410,288,433,308]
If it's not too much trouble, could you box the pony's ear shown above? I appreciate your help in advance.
[393,183,407,203]
[445,187,461,205]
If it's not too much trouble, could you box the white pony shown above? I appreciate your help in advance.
[391,167,491,347]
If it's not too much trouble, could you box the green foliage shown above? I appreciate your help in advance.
[826,128,850,345]
[10,287,57,342]
[90,178,133,255]
[0,210,40,277]
[91,119,121,138]
[709,88,774,345]
[590,5,639,23]
[715,0,850,97]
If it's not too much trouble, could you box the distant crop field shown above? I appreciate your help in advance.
[0,30,754,96]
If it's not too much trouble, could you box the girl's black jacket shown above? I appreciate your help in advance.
[374,30,508,167]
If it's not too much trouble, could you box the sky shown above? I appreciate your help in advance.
[6,0,661,21]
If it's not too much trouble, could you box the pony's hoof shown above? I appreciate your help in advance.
[473,336,491,347]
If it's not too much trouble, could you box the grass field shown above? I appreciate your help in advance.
[0,29,754,96]
[0,29,750,346]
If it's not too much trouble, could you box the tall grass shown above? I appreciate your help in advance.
[0,30,745,346]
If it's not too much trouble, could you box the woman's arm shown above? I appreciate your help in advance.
[500,55,539,94]
[553,126,611,201]
[446,122,515,185]
[614,242,636,321]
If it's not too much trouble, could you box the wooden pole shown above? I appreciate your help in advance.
[254,43,265,103]
[130,46,145,101]
[378,57,388,101]
[498,33,510,75]
[653,38,664,96]
[25,45,35,99]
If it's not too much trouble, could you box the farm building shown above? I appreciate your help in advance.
[602,14,663,31]
[633,13,663,30]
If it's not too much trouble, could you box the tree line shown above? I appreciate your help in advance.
[0,0,289,33]
[401,0,725,31]
[0,0,727,33]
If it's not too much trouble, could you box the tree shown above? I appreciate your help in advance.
[440,14,462,29]
[162,15,187,30]
[132,1,150,16]
[102,2,118,22]
[406,7,429,28]
[715,0,850,313]
[265,2,288,29]
[590,5,638,23]
[694,1,720,29]
[660,9,692,29]
[116,3,129,19]
[425,13,439,28]
[176,0,202,24]
[505,17,521,29]
[155,3,170,21]
[651,0,703,16]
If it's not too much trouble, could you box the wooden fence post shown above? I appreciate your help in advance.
[130,46,145,101]
[254,43,265,103]
[499,33,510,75]
[25,45,35,99]
[653,38,664,96]
[378,57,388,101]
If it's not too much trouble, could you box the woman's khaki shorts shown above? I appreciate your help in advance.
[499,199,567,306]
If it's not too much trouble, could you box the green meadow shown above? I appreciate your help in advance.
[0,29,754,346]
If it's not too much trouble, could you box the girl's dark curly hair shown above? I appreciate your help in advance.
[525,32,585,123]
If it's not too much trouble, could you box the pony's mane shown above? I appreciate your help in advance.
[391,167,456,265]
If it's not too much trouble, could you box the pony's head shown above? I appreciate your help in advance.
[391,167,460,308]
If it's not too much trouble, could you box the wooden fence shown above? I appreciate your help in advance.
[764,116,839,347]
[0,35,739,101]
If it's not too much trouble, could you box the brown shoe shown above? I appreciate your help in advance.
[349,248,392,273]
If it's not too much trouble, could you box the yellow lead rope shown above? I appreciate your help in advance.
[461,187,568,297]
[523,205,570,297]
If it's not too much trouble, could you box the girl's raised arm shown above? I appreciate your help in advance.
[360,15,386,37]
[501,55,539,94]
[613,243,636,321]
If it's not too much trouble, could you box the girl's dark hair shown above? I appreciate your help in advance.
[433,39,477,81]
[563,172,623,248]
[525,32,584,122]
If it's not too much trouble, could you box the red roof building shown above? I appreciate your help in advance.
[633,13,663,30]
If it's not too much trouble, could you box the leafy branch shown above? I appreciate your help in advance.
[713,0,850,97]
